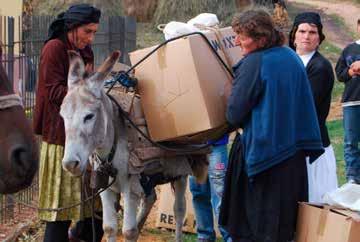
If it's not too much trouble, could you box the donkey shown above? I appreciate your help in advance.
[61,51,205,242]
[0,62,39,194]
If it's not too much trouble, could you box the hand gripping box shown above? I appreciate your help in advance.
[129,27,242,142]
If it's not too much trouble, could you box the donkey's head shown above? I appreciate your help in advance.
[60,50,120,176]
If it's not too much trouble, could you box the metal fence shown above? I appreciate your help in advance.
[0,15,136,225]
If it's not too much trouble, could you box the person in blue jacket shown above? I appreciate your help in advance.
[219,9,324,242]
[189,135,232,242]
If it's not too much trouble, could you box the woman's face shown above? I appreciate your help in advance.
[294,23,320,55]
[69,23,99,49]
[234,32,261,55]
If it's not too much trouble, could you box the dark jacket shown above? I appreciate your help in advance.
[306,51,334,147]
[33,37,94,146]
[226,46,323,177]
[335,42,360,103]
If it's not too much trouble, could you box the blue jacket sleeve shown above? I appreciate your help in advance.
[226,53,263,128]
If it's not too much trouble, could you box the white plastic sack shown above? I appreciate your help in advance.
[307,145,338,203]
[187,13,219,28]
[323,183,360,212]
[162,21,200,40]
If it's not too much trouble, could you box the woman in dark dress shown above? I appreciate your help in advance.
[289,12,338,203]
[219,9,324,242]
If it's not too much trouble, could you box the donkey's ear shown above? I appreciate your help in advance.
[68,50,85,89]
[87,51,121,98]
[95,50,121,79]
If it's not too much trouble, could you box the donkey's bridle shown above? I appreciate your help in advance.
[0,94,23,109]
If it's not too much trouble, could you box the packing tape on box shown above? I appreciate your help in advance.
[158,46,167,70]
[317,206,330,236]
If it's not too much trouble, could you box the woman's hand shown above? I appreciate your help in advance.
[349,60,360,76]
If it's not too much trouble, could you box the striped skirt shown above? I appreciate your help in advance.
[38,141,102,221]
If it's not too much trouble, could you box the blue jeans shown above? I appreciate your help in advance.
[189,144,232,242]
[343,106,360,182]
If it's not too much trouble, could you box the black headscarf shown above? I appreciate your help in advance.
[46,4,101,43]
[288,12,325,50]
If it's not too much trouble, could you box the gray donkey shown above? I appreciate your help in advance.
[61,51,207,242]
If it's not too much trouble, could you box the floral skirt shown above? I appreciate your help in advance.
[38,142,102,221]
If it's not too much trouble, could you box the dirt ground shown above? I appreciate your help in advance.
[288,0,360,36]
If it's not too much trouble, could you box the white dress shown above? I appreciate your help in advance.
[306,145,338,203]
[299,52,339,203]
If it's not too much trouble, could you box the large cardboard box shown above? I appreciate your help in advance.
[129,27,242,141]
[296,203,360,242]
[156,183,220,236]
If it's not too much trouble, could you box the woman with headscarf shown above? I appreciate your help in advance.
[219,9,324,242]
[289,12,338,203]
[33,4,104,242]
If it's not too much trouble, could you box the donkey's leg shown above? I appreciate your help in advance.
[100,189,119,242]
[122,178,141,242]
[173,176,187,242]
[136,188,157,232]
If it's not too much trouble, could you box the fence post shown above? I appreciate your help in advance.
[124,16,136,65]
[5,195,14,222]
[7,17,14,87]
[115,16,125,63]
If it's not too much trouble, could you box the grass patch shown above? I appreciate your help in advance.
[147,228,168,235]
[183,233,223,242]
[327,119,346,185]
[352,0,360,5]
[136,22,164,49]
[319,40,342,62]
[146,229,223,242]
[332,81,344,103]
[331,80,345,104]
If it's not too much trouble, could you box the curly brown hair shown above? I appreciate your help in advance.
[231,9,285,49]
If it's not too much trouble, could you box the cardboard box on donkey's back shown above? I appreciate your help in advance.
[129,27,242,142]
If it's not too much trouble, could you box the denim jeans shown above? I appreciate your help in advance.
[189,144,232,242]
[343,105,360,182]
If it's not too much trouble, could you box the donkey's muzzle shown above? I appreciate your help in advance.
[62,159,82,176]
[9,145,32,176]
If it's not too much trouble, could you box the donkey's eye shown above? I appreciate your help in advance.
[84,114,94,123]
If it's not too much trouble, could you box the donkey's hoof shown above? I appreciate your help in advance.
[103,225,117,238]
[124,228,138,241]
